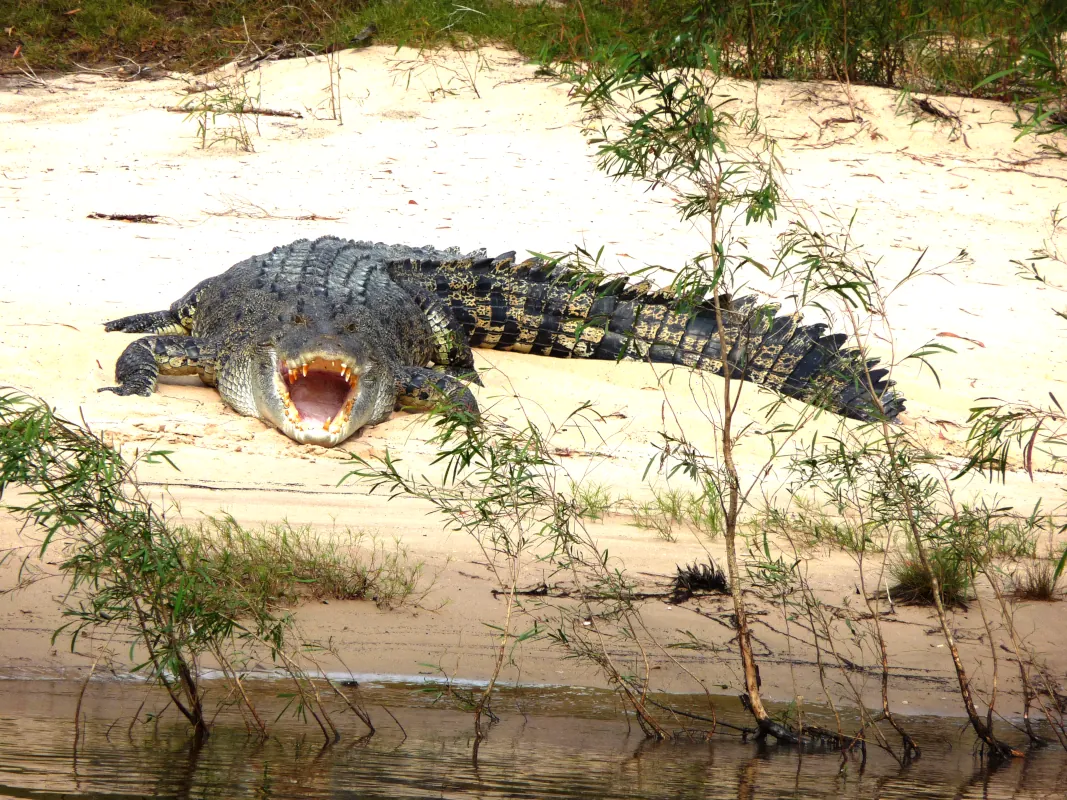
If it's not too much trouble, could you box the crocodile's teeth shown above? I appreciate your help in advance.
[302,364,308,377]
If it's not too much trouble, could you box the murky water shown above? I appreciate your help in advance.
[1,680,1064,799]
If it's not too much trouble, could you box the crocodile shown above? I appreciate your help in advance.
[101,235,904,446]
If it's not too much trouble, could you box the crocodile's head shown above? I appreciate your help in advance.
[250,329,394,447]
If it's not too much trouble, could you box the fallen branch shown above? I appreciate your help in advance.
[488,582,729,603]
[180,81,222,95]
[87,213,159,224]
[912,96,956,121]
[166,105,303,119]
[203,197,339,221]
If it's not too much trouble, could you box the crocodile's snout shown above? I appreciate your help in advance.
[256,336,389,447]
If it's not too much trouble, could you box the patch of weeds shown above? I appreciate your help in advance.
[388,46,488,101]
[1012,558,1064,601]
[189,515,428,610]
[946,500,1057,562]
[1011,533,1067,601]
[4,0,1065,127]
[625,497,678,541]
[761,499,883,555]
[622,487,714,542]
[985,517,1041,560]
[1,0,637,73]
[176,71,260,152]
[890,547,972,609]
[570,481,614,521]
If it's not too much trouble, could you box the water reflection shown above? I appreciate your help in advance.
[0,680,1064,799]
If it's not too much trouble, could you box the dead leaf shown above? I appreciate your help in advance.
[936,331,984,347]
[408,199,418,205]
[1023,418,1045,480]
[63,8,81,15]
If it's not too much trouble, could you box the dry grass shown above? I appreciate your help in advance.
[1012,558,1064,602]
[187,515,429,610]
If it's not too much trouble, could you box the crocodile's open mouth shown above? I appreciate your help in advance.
[278,357,359,433]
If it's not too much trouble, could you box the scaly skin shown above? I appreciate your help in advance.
[102,236,903,446]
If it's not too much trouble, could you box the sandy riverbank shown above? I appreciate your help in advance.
[1,46,1065,718]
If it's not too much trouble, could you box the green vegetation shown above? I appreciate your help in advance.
[572,481,723,542]
[2,0,630,72]
[890,547,972,608]
[570,480,615,521]
[758,498,886,554]
[346,403,681,740]
[1011,525,1067,601]
[0,390,379,741]
[176,70,261,152]
[623,487,721,542]
[4,2,1065,118]
[186,516,427,609]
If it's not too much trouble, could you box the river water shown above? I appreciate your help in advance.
[1,679,1064,799]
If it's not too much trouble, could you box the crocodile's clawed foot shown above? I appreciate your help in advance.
[396,366,479,417]
[98,384,153,397]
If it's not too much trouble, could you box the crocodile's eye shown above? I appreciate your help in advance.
[344,322,358,333]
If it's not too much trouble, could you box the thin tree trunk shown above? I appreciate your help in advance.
[713,292,797,744]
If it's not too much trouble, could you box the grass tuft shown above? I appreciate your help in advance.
[890,548,972,609]
[623,487,718,542]
[1011,554,1065,602]
[188,515,427,610]
[571,481,614,521]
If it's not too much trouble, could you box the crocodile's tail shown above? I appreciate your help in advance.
[389,252,904,421]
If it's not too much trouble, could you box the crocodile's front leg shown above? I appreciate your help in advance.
[399,283,483,386]
[395,366,478,415]
[99,336,218,396]
[104,310,190,336]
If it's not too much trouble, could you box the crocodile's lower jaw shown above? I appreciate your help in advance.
[277,357,359,441]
